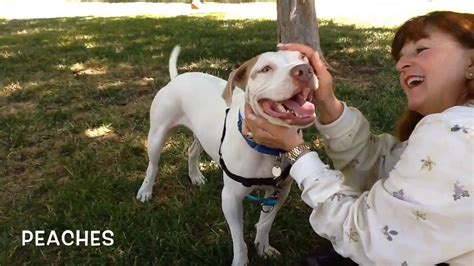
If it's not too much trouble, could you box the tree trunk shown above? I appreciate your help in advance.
[277,0,324,58]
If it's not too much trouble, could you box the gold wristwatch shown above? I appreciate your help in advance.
[286,142,311,164]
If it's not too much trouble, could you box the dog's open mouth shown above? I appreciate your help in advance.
[259,92,316,126]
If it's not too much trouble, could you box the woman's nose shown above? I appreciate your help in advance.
[395,55,411,72]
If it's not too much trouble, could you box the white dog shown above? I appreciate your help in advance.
[137,46,318,265]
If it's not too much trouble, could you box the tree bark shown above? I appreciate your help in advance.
[277,0,324,57]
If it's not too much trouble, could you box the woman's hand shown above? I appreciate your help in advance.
[242,104,304,152]
[278,43,344,124]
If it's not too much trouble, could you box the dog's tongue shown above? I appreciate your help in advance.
[259,97,316,127]
[282,99,315,117]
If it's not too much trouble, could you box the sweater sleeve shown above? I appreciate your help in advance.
[290,106,474,265]
[315,103,406,191]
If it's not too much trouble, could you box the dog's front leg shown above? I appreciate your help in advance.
[221,182,250,266]
[254,180,292,258]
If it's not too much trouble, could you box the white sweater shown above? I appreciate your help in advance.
[290,102,474,265]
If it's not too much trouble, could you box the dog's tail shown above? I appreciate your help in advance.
[169,45,181,80]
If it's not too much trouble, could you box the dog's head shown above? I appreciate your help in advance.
[223,50,318,128]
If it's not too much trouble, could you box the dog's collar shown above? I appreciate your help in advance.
[237,111,285,156]
[218,108,290,188]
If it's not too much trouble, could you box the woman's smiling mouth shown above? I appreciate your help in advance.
[405,75,425,89]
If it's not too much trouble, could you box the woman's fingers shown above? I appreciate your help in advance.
[243,104,305,150]
[244,105,277,142]
[310,51,329,77]
[278,43,330,81]
[243,104,262,137]
[278,43,315,59]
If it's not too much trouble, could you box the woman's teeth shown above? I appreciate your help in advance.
[407,76,425,88]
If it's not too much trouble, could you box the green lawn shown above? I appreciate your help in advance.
[0,15,405,265]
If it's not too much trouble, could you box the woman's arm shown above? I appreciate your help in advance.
[291,107,474,265]
[316,103,406,191]
[257,43,404,189]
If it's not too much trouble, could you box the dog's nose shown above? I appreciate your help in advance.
[291,64,313,82]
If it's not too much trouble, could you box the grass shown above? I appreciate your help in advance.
[0,15,405,265]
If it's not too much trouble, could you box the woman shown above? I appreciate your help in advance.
[243,11,473,265]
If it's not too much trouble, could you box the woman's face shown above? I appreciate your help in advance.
[395,27,471,115]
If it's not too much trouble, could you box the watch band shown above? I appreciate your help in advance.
[286,142,311,164]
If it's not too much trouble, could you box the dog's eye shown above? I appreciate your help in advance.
[259,66,272,73]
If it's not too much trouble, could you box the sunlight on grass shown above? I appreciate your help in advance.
[223,20,247,29]
[84,124,114,139]
[1,81,22,97]
[97,80,125,90]
[346,47,356,54]
[84,42,99,49]
[163,140,182,153]
[14,29,33,35]
[75,34,94,41]
[58,34,98,49]
[14,27,62,35]
[0,50,16,59]
[181,58,232,72]
[54,64,67,71]
[140,138,148,151]
[134,77,154,87]
[70,62,107,76]
[199,161,219,171]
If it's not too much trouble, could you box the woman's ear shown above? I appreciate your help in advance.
[466,52,473,80]
[466,49,474,94]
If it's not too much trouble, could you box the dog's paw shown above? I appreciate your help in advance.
[256,243,281,258]
[189,173,206,186]
[136,188,153,202]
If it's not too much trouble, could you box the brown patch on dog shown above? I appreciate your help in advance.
[222,56,259,106]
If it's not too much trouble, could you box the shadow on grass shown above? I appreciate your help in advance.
[0,16,403,265]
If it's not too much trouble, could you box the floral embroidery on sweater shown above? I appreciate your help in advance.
[346,228,359,243]
[363,195,371,210]
[421,156,436,171]
[330,193,344,201]
[392,189,405,200]
[451,124,471,134]
[413,210,427,221]
[335,172,344,181]
[347,158,360,169]
[453,181,470,201]
[381,225,399,241]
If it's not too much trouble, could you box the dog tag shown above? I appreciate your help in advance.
[272,165,282,178]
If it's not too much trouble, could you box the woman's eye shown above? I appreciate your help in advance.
[416,47,428,54]
[259,66,272,73]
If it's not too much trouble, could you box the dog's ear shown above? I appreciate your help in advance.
[222,56,258,106]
